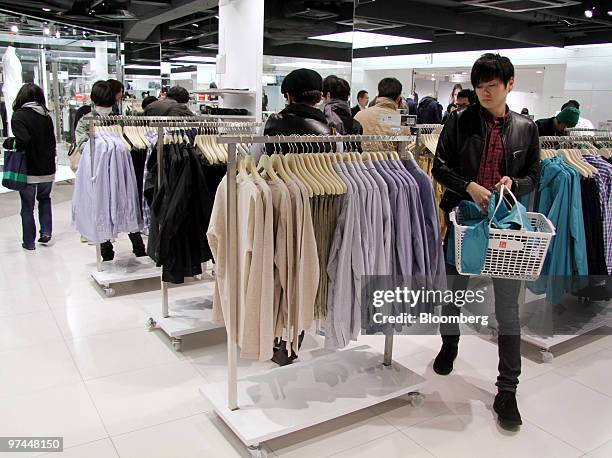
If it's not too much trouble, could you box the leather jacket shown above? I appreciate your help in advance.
[264,102,332,136]
[432,104,540,213]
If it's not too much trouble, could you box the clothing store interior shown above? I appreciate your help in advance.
[1,1,612,457]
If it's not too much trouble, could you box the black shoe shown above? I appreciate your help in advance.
[22,243,35,251]
[38,235,52,244]
[100,241,115,262]
[433,343,458,375]
[129,233,147,257]
[494,391,523,427]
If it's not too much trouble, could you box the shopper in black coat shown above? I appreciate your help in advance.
[264,68,332,153]
[2,83,56,250]
[417,95,443,124]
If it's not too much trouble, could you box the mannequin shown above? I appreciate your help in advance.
[2,46,23,136]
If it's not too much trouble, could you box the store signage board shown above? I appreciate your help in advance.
[379,113,401,127]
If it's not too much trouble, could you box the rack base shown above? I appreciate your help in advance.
[146,294,223,351]
[90,257,161,296]
[200,344,426,447]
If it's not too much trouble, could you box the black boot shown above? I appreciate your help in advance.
[128,232,147,257]
[433,342,458,375]
[493,391,523,427]
[100,241,115,262]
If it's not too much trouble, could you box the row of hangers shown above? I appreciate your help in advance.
[161,128,230,164]
[238,150,410,197]
[93,123,155,151]
[539,148,609,177]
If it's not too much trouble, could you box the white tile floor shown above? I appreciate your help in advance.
[1,196,611,458]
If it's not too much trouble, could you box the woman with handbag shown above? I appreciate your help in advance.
[2,83,56,250]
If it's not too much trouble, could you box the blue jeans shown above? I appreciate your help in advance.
[19,182,53,248]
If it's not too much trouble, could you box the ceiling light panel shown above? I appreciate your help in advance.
[308,31,431,49]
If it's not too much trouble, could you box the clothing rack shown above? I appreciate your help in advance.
[199,134,426,454]
[413,124,442,159]
[145,119,262,350]
[510,135,612,362]
[85,115,166,296]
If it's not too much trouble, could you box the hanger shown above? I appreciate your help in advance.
[297,142,322,195]
[558,149,590,177]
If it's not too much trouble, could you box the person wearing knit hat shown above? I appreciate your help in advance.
[264,68,331,146]
[535,106,580,136]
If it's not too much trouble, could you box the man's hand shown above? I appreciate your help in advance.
[466,182,492,213]
[495,176,514,193]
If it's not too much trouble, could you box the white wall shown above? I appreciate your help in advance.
[353,44,612,125]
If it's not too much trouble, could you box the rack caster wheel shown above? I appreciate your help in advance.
[408,392,424,407]
[540,350,554,363]
[146,318,157,331]
[104,287,115,297]
[172,338,182,352]
[247,445,267,458]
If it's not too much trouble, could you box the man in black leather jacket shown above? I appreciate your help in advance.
[432,53,540,429]
[264,68,331,153]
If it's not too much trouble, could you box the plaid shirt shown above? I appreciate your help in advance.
[582,155,612,274]
[477,111,508,190]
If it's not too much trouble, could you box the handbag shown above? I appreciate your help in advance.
[68,141,81,172]
[2,140,28,191]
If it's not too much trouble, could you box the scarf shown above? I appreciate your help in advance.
[321,98,350,134]
[22,102,49,117]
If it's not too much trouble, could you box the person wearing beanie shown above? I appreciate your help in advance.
[535,106,580,136]
[264,68,332,146]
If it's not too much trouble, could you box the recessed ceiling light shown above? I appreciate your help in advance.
[308,31,430,49]
[10,25,18,33]
[456,31,465,35]
[461,72,468,75]
[192,23,199,27]
[431,77,435,81]
[536,70,543,74]
[43,26,50,35]
[584,9,593,18]
[42,7,51,12]
[55,31,60,38]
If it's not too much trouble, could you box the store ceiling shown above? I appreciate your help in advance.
[1,0,611,61]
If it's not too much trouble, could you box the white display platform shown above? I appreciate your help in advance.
[200,345,426,447]
[90,256,161,287]
[153,296,223,338]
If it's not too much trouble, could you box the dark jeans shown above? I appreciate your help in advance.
[442,222,522,393]
[19,182,52,248]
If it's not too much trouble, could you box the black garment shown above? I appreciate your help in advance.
[264,103,332,153]
[535,116,560,137]
[406,97,417,116]
[333,104,363,137]
[130,149,147,217]
[7,107,56,177]
[581,178,608,275]
[264,103,332,136]
[441,224,522,393]
[417,96,443,124]
[144,98,193,117]
[145,141,213,283]
[351,104,362,118]
[432,104,541,213]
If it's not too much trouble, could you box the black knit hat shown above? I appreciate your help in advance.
[281,68,323,97]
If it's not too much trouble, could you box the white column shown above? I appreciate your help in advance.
[218,0,264,120]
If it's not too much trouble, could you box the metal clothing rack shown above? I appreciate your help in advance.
[200,134,426,454]
[510,135,612,362]
[85,115,167,296]
[413,124,442,159]
[144,119,262,350]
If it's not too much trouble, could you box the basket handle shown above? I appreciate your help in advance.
[488,184,525,229]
